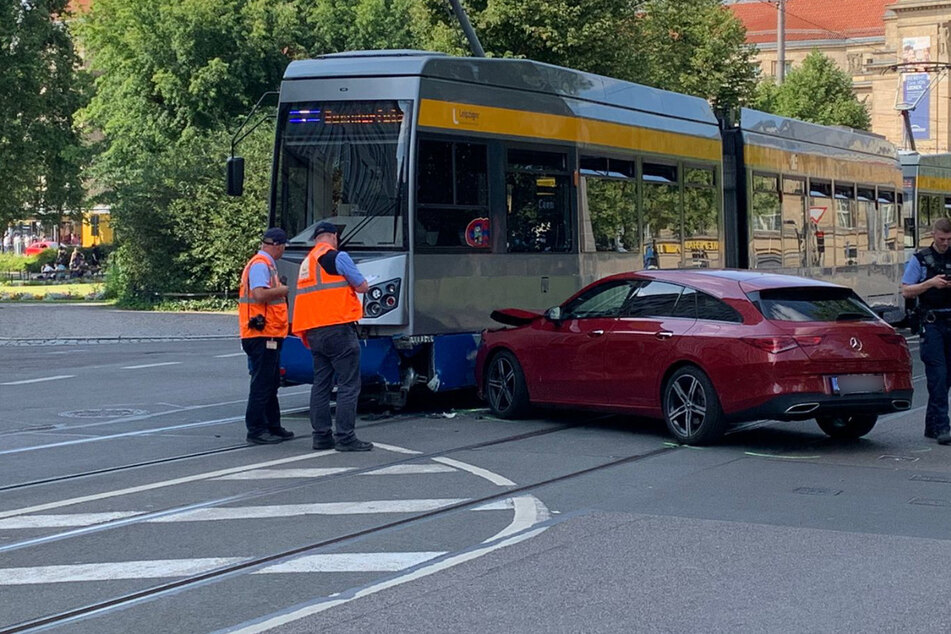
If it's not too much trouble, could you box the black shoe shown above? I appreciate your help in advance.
[268,427,294,440]
[247,432,283,445]
[335,438,373,452]
[313,437,334,450]
[938,432,951,446]
[925,429,939,439]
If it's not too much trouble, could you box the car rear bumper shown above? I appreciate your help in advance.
[727,390,915,422]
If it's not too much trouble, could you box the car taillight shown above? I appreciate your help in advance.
[878,333,906,346]
[742,336,800,354]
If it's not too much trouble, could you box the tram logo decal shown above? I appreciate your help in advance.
[465,217,490,248]
[452,108,481,127]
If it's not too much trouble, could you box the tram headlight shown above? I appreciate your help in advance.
[363,278,401,319]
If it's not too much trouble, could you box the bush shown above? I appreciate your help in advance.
[0,253,35,272]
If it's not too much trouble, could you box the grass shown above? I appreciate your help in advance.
[0,281,107,301]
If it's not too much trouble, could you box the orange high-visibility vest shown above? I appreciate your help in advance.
[238,253,288,339]
[292,242,363,337]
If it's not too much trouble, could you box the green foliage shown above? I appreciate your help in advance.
[0,253,35,273]
[0,0,89,228]
[752,50,871,130]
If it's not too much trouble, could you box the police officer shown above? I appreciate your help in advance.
[239,227,292,444]
[902,217,951,445]
[292,221,371,451]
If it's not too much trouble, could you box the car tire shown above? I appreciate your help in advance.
[663,366,725,445]
[816,414,877,440]
[485,350,530,419]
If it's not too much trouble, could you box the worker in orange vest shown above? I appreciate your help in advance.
[292,221,371,451]
[239,227,291,445]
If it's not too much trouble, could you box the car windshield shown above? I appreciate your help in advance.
[748,287,878,322]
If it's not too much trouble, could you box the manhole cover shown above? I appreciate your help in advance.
[60,408,148,419]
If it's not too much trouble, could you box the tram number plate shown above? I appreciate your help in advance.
[831,374,885,395]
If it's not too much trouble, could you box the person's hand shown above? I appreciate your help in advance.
[275,283,289,298]
[933,276,951,289]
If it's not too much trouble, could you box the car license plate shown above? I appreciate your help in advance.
[830,374,885,395]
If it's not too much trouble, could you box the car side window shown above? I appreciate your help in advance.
[563,280,637,319]
[695,291,743,323]
[671,286,696,318]
[622,281,684,318]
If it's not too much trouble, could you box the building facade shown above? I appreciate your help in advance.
[728,0,951,153]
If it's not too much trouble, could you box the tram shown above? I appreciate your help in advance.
[228,50,907,405]
[901,151,951,252]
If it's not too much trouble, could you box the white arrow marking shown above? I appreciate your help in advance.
[432,457,515,486]
[256,552,445,574]
[362,464,457,475]
[147,499,468,523]
[214,468,352,481]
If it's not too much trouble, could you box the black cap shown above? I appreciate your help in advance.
[262,227,287,245]
[312,221,338,239]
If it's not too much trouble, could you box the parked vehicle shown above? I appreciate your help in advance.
[476,270,914,445]
[24,240,59,257]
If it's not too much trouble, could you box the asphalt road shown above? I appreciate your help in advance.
[0,304,948,633]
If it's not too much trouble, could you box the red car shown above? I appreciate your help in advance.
[475,270,913,445]
[24,240,59,256]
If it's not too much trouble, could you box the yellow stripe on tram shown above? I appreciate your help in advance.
[417,98,721,163]
[744,145,902,185]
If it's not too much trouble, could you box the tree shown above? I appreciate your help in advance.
[0,0,88,229]
[753,50,871,130]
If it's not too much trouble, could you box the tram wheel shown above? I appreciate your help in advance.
[485,350,530,419]
[816,414,877,440]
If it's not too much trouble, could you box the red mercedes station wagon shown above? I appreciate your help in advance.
[475,270,913,445]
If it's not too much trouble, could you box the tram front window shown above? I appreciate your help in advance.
[275,100,410,249]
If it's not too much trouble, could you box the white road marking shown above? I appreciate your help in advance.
[432,456,516,486]
[362,464,457,475]
[215,468,352,480]
[255,552,445,574]
[1,375,74,386]
[147,499,468,523]
[230,527,548,633]
[0,559,245,585]
[214,352,246,358]
[372,442,422,455]
[0,443,419,519]
[0,512,142,530]
[482,495,549,542]
[120,362,182,370]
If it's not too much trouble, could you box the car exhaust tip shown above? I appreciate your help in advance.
[892,399,911,410]
[785,402,820,415]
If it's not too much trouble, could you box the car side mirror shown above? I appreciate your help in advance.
[545,306,562,322]
[226,156,245,196]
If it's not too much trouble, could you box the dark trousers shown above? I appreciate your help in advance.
[921,321,951,434]
[305,323,361,444]
[242,337,283,436]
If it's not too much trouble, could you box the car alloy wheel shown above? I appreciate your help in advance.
[663,366,725,445]
[485,350,529,419]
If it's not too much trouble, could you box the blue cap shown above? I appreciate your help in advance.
[312,221,338,239]
[262,227,287,245]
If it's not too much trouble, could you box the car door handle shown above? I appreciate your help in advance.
[655,330,673,340]
[588,330,605,337]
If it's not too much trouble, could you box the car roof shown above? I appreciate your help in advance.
[607,269,847,299]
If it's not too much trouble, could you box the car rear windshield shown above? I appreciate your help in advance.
[746,287,878,322]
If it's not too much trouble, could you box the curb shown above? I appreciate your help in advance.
[0,335,236,346]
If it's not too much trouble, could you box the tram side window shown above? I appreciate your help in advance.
[858,187,883,257]
[685,167,719,268]
[835,183,859,266]
[877,189,899,253]
[918,193,940,248]
[506,149,570,253]
[782,177,806,268]
[416,140,489,249]
[579,156,637,253]
[809,180,833,267]
[750,173,781,269]
[642,162,681,268]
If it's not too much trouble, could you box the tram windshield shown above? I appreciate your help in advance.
[275,100,411,250]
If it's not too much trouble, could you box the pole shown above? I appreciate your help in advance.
[447,0,486,58]
[777,0,786,84]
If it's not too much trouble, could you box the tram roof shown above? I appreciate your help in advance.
[739,108,897,160]
[900,151,951,169]
[283,50,718,126]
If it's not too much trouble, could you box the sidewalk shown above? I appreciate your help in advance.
[0,303,236,342]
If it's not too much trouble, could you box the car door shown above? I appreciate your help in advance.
[602,281,697,409]
[531,279,639,406]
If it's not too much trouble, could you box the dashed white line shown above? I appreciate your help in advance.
[215,468,353,481]
[0,559,246,585]
[147,499,468,522]
[1,375,74,386]
[120,362,182,370]
[214,352,246,358]
[255,552,445,574]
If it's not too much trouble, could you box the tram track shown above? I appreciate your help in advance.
[0,442,679,634]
